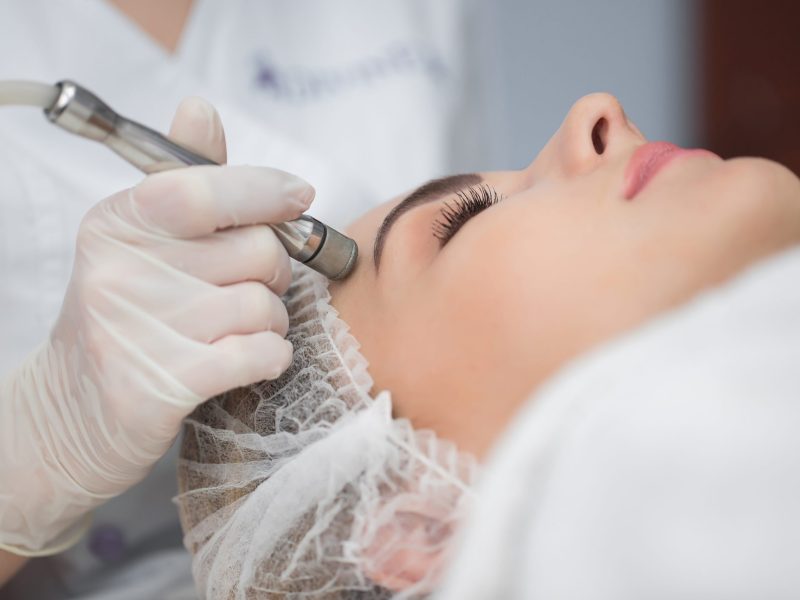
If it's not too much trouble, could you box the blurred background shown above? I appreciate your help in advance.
[484,0,799,175]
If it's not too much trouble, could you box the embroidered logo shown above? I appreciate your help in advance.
[252,42,448,101]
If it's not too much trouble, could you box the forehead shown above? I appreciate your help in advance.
[344,196,399,244]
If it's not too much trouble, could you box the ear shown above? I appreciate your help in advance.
[360,498,455,593]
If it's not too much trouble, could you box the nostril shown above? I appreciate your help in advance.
[591,117,608,155]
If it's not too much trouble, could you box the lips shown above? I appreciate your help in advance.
[624,142,719,200]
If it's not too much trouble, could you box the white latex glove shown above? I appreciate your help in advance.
[0,98,314,555]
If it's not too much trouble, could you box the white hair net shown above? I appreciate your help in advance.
[175,266,479,599]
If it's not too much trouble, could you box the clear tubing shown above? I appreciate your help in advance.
[0,80,58,108]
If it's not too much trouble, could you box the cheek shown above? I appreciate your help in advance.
[376,222,599,456]
[632,158,800,293]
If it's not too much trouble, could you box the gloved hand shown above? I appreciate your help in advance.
[0,98,314,555]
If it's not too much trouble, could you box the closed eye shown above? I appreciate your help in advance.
[432,184,503,246]
[373,173,483,271]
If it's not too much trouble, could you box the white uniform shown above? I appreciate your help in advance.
[0,1,489,597]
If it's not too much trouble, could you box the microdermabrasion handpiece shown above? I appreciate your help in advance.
[42,80,358,280]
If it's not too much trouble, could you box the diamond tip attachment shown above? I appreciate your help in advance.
[304,226,358,280]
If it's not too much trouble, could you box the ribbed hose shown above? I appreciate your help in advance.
[0,80,58,108]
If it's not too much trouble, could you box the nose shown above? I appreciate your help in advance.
[526,93,645,180]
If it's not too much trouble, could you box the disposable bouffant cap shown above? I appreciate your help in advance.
[176,265,479,599]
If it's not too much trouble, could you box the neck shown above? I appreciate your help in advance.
[107,0,195,54]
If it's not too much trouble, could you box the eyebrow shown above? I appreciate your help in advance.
[373,173,483,270]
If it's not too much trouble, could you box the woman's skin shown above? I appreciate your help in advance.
[107,0,195,53]
[0,553,26,589]
[330,93,800,459]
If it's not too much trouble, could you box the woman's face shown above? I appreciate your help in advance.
[330,93,800,458]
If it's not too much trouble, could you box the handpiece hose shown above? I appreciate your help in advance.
[44,80,358,280]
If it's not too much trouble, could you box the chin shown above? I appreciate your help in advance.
[707,157,799,227]
[725,156,800,195]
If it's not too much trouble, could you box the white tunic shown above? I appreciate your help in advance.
[0,1,489,597]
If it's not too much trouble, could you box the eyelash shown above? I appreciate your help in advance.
[432,184,503,246]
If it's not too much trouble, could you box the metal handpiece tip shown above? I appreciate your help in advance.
[304,226,358,280]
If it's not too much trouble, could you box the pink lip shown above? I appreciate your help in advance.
[624,142,720,200]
